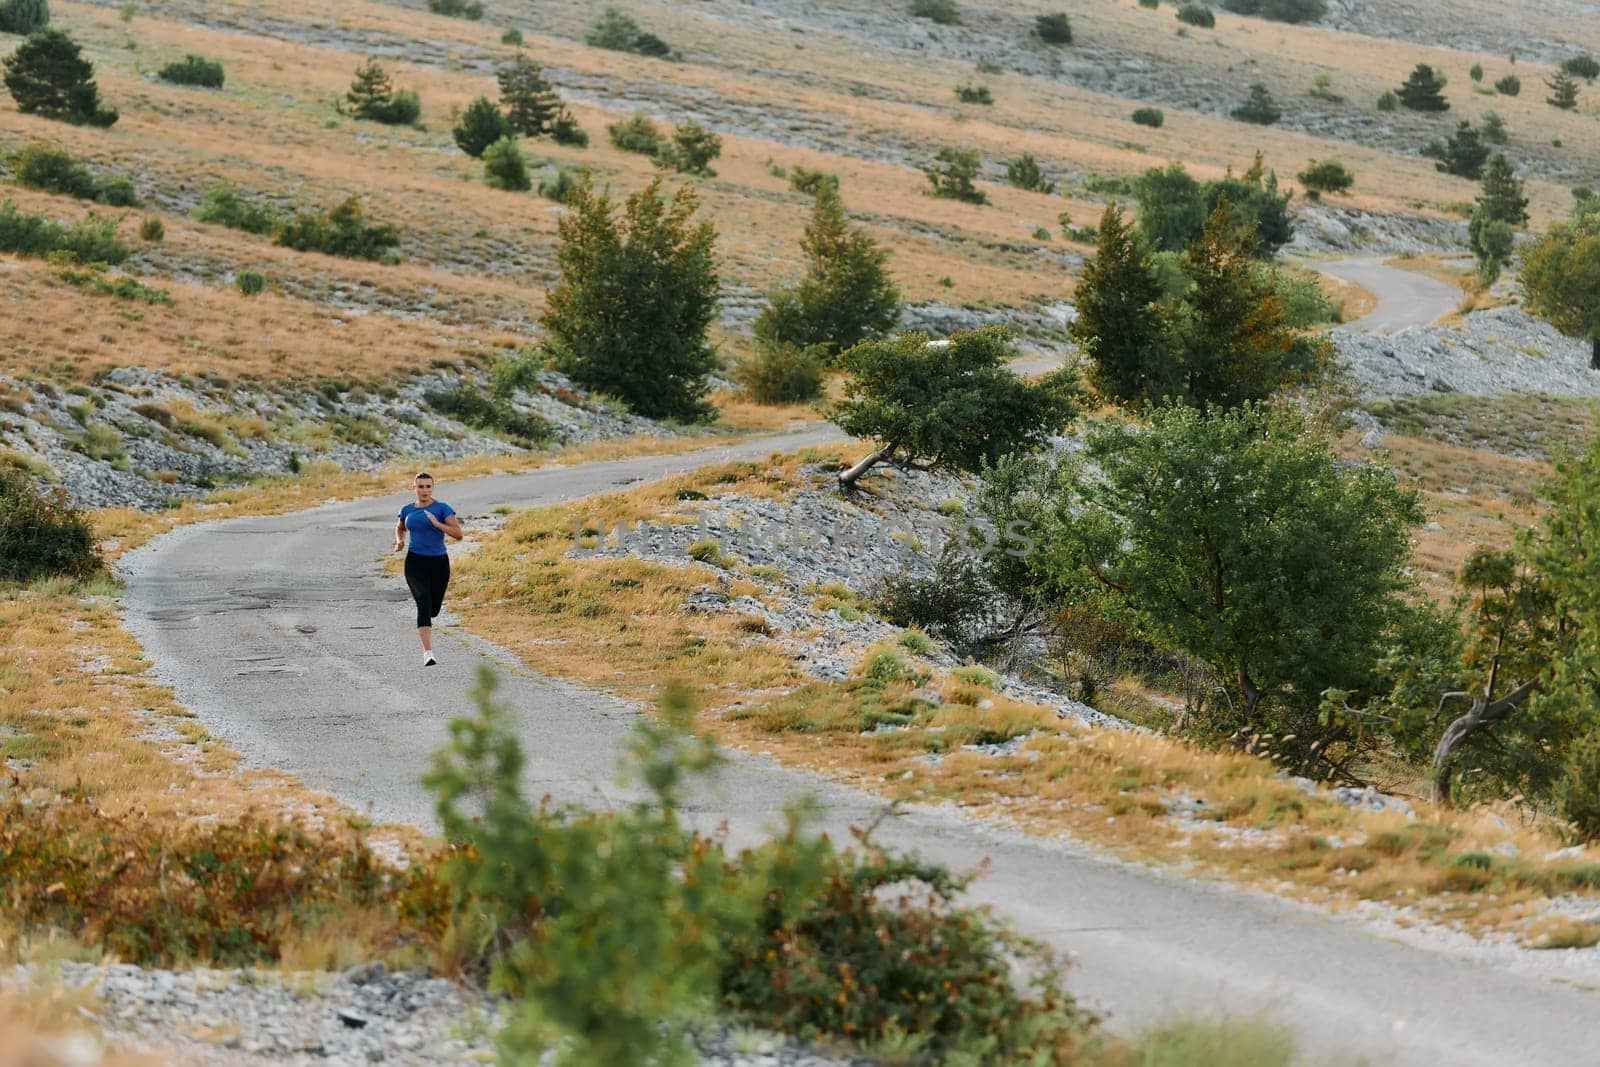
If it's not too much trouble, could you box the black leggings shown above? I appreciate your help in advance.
[404,552,450,629]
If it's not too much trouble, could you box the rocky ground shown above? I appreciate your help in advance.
[0,366,672,510]
[1,962,863,1066]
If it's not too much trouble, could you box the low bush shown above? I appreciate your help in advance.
[500,27,522,45]
[1376,89,1399,111]
[0,470,100,582]
[551,111,588,147]
[537,164,579,203]
[482,135,531,191]
[1176,3,1215,27]
[954,81,993,105]
[138,215,163,241]
[586,7,672,57]
[655,120,722,176]
[788,165,838,196]
[0,199,128,264]
[57,263,172,304]
[1495,74,1521,96]
[1005,152,1055,192]
[273,196,401,262]
[734,341,825,404]
[1297,158,1354,197]
[874,544,997,650]
[607,112,663,155]
[95,176,138,206]
[1035,12,1072,44]
[1561,55,1600,82]
[923,145,986,204]
[194,183,280,235]
[1232,83,1282,124]
[909,0,959,23]
[235,269,265,295]
[1132,106,1165,127]
[426,0,482,18]
[158,53,224,88]
[10,141,137,206]
[1219,0,1326,22]
[423,382,552,447]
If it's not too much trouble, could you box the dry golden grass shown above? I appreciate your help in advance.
[0,983,161,1067]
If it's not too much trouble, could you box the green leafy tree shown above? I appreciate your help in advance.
[753,185,900,359]
[0,0,49,35]
[1004,152,1053,193]
[2,27,116,126]
[1035,12,1072,43]
[1296,158,1354,198]
[1133,161,1206,253]
[1133,156,1295,257]
[1469,154,1527,283]
[1069,204,1175,405]
[655,120,721,176]
[1546,69,1580,110]
[498,52,562,137]
[981,404,1423,774]
[452,96,510,157]
[1521,213,1600,369]
[483,135,531,191]
[1170,203,1329,407]
[1397,63,1449,111]
[342,59,418,124]
[831,326,1078,489]
[1231,82,1282,124]
[1423,120,1489,179]
[542,178,720,421]
[923,146,986,204]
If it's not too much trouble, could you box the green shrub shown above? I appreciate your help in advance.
[482,135,531,191]
[655,120,721,176]
[586,7,671,57]
[342,59,420,124]
[0,199,128,263]
[2,27,116,126]
[0,0,50,35]
[10,140,97,198]
[1376,89,1399,111]
[426,0,482,19]
[551,111,588,146]
[1557,732,1600,842]
[1297,157,1354,197]
[0,470,99,582]
[56,263,171,304]
[1132,106,1165,127]
[274,196,401,261]
[1495,74,1521,96]
[451,95,509,158]
[873,546,995,649]
[235,269,265,295]
[424,382,552,447]
[734,341,825,404]
[923,145,986,204]
[96,176,137,207]
[158,53,224,88]
[606,111,663,154]
[138,215,163,241]
[1005,152,1054,192]
[788,165,838,196]
[1035,12,1072,44]
[954,81,993,105]
[1176,3,1215,27]
[1232,82,1282,124]
[194,184,280,235]
[537,164,579,203]
[1138,0,1159,7]
[1219,0,1325,22]
[1562,55,1600,82]
[1398,63,1450,112]
[500,27,521,45]
[1270,268,1336,327]
[909,0,959,23]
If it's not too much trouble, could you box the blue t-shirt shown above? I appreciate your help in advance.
[399,501,455,557]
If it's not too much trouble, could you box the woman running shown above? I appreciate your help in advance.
[394,472,462,666]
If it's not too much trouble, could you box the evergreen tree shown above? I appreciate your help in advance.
[0,0,49,35]
[1547,70,1580,110]
[2,27,116,126]
[923,146,986,204]
[1069,204,1176,405]
[452,95,510,158]
[1475,154,1529,227]
[753,185,900,359]
[342,59,418,124]
[1423,120,1489,179]
[1481,109,1509,144]
[483,135,531,191]
[655,121,721,177]
[1004,152,1053,193]
[1397,63,1449,112]
[1172,204,1329,407]
[543,178,720,421]
[498,52,562,137]
[1231,82,1282,125]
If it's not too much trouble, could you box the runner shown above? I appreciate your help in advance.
[393,472,462,666]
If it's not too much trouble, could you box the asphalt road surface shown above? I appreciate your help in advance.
[1313,257,1461,334]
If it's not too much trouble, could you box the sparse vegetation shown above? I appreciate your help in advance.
[788,166,838,197]
[0,198,128,264]
[1495,73,1521,96]
[9,141,138,205]
[273,196,401,262]
[734,341,825,404]
[0,469,99,581]
[923,145,987,204]
[424,382,552,446]
[1005,152,1055,193]
[194,183,280,235]
[157,53,224,88]
[235,269,265,295]
[2,27,116,126]
[586,7,672,58]
[1561,55,1600,82]
[954,81,993,105]
[909,0,960,25]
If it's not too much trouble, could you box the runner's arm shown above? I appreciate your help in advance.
[394,517,406,552]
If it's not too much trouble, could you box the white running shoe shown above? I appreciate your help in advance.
[423,650,437,667]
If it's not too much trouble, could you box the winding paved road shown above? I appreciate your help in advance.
[1312,257,1461,334]
[119,266,1600,1063]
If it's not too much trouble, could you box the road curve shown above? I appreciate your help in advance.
[121,430,1600,1066]
[1312,257,1461,334]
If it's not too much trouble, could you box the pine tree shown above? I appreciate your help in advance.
[1423,120,1489,180]
[1,27,115,126]
[1475,154,1529,227]
[1397,63,1450,112]
[343,58,395,119]
[498,52,562,137]
[452,95,510,157]
[1231,82,1282,125]
[0,0,49,35]
[1069,203,1177,405]
[753,185,900,358]
[1547,70,1580,110]
[482,135,531,191]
